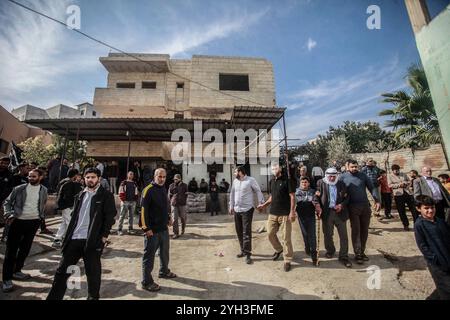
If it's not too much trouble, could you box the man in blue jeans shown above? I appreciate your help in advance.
[139,168,177,292]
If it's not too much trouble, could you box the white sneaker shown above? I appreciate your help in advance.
[118,230,123,236]
[2,280,13,293]
[13,272,31,281]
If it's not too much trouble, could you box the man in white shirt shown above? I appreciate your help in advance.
[229,166,264,265]
[2,169,48,293]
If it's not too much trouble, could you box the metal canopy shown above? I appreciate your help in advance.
[25,106,285,141]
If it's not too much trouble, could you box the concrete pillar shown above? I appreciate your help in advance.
[404,0,431,33]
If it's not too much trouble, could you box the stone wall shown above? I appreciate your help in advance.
[351,144,449,175]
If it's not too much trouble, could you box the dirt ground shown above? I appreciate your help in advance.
[0,205,434,300]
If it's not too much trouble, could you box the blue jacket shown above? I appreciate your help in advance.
[414,216,450,272]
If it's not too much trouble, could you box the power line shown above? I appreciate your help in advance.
[7,0,274,109]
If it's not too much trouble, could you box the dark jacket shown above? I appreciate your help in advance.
[339,171,379,204]
[139,182,170,234]
[3,184,48,219]
[57,180,82,210]
[295,188,321,216]
[169,181,188,206]
[62,185,116,253]
[11,174,28,188]
[316,179,349,220]
[188,180,199,193]
[414,216,450,272]
[414,176,450,207]
[0,169,13,203]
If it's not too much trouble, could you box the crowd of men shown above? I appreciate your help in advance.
[1,154,449,300]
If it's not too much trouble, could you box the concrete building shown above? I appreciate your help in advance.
[11,104,50,121]
[0,105,52,157]
[77,102,98,118]
[11,103,99,121]
[26,53,284,191]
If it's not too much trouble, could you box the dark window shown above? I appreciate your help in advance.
[219,74,249,91]
[116,82,135,89]
[177,82,184,89]
[0,139,9,154]
[142,81,157,89]
[92,111,97,116]
[174,113,184,119]
[80,110,85,116]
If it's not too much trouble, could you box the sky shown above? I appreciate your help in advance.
[0,0,449,144]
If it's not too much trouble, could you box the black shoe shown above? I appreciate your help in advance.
[272,251,283,261]
[142,282,161,292]
[339,258,352,268]
[361,253,370,261]
[312,259,320,267]
[283,262,291,272]
[158,271,177,279]
[325,252,334,259]
[245,256,253,264]
[404,225,410,231]
[355,255,364,264]
[236,252,245,258]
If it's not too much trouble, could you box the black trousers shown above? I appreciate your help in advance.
[381,192,392,217]
[322,209,349,259]
[348,204,371,256]
[47,239,103,300]
[435,200,448,221]
[394,194,418,227]
[234,208,254,256]
[298,211,317,259]
[427,263,450,300]
[2,219,40,281]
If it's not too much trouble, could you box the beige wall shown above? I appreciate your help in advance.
[94,55,275,118]
[352,144,449,176]
[0,105,52,156]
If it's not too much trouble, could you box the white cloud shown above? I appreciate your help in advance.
[283,55,408,141]
[306,37,317,51]
[0,0,105,111]
[147,7,270,56]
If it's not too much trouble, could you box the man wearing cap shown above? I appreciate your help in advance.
[316,168,352,268]
[169,174,188,239]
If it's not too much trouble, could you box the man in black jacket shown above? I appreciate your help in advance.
[47,167,116,300]
[53,169,82,248]
[316,168,351,268]
[140,168,176,292]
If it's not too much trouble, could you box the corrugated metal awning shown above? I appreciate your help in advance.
[25,106,285,141]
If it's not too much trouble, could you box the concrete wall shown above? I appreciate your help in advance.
[414,4,450,165]
[351,144,449,175]
[0,105,52,156]
[11,105,49,121]
[46,104,81,119]
[94,54,276,118]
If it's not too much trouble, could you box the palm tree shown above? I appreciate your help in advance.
[379,64,440,149]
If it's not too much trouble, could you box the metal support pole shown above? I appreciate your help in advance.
[282,113,291,181]
[58,126,69,184]
[72,125,80,166]
[126,131,132,172]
